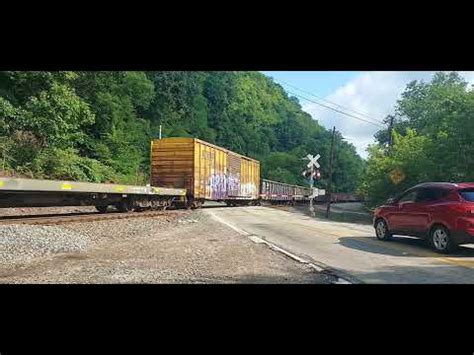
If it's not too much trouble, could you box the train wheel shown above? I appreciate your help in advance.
[117,200,132,213]
[95,205,108,213]
[192,201,203,209]
[184,197,194,210]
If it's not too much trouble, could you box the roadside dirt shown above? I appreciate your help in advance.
[0,209,330,283]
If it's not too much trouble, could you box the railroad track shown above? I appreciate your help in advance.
[0,210,182,226]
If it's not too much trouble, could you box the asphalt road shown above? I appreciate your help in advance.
[206,206,474,284]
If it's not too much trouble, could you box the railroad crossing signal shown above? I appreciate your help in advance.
[309,187,318,199]
[305,154,320,169]
[302,169,321,180]
[303,153,321,218]
[302,169,313,179]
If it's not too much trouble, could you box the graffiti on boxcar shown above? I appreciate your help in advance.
[209,173,227,199]
[227,174,240,196]
[241,182,257,197]
[208,173,245,199]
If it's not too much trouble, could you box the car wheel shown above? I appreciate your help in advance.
[375,219,392,241]
[430,225,456,254]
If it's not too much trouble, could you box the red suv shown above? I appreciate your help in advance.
[373,182,474,254]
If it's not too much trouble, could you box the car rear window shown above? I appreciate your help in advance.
[459,188,474,202]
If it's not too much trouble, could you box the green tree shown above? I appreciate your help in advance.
[361,72,474,207]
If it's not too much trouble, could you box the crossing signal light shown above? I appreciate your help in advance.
[302,169,321,180]
[302,169,313,179]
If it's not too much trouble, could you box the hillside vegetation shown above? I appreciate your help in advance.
[0,71,364,192]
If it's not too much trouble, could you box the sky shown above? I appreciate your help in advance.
[261,71,474,159]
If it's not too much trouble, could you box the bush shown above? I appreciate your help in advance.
[30,147,116,182]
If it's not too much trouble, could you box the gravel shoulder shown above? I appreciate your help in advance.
[0,206,97,217]
[0,209,330,284]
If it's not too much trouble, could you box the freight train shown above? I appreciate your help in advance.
[313,192,363,203]
[260,179,313,205]
[0,137,319,212]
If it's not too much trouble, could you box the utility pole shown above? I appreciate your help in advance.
[387,115,395,151]
[326,126,336,219]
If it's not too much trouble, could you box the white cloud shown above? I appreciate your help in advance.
[459,71,474,86]
[300,71,474,159]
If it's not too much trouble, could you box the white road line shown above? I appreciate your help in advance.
[208,210,251,236]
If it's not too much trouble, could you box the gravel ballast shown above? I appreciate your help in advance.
[0,225,92,265]
[0,206,97,217]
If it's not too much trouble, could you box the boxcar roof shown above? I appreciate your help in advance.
[154,137,260,163]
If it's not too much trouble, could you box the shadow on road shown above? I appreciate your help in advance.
[267,204,373,225]
[347,264,474,284]
[338,236,474,258]
[186,273,331,284]
[316,212,373,225]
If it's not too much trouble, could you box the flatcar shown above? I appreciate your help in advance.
[0,177,186,212]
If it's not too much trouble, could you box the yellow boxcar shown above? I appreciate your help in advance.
[150,138,260,203]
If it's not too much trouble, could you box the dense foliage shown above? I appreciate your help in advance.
[360,72,474,207]
[0,71,364,191]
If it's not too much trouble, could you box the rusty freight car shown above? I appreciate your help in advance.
[260,179,312,204]
[150,138,260,208]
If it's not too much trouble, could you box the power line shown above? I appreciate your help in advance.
[281,80,385,125]
[279,79,384,124]
[286,90,385,128]
[279,80,385,125]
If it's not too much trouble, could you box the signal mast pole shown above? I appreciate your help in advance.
[309,163,315,217]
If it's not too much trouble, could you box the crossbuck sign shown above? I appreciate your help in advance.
[305,154,320,169]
